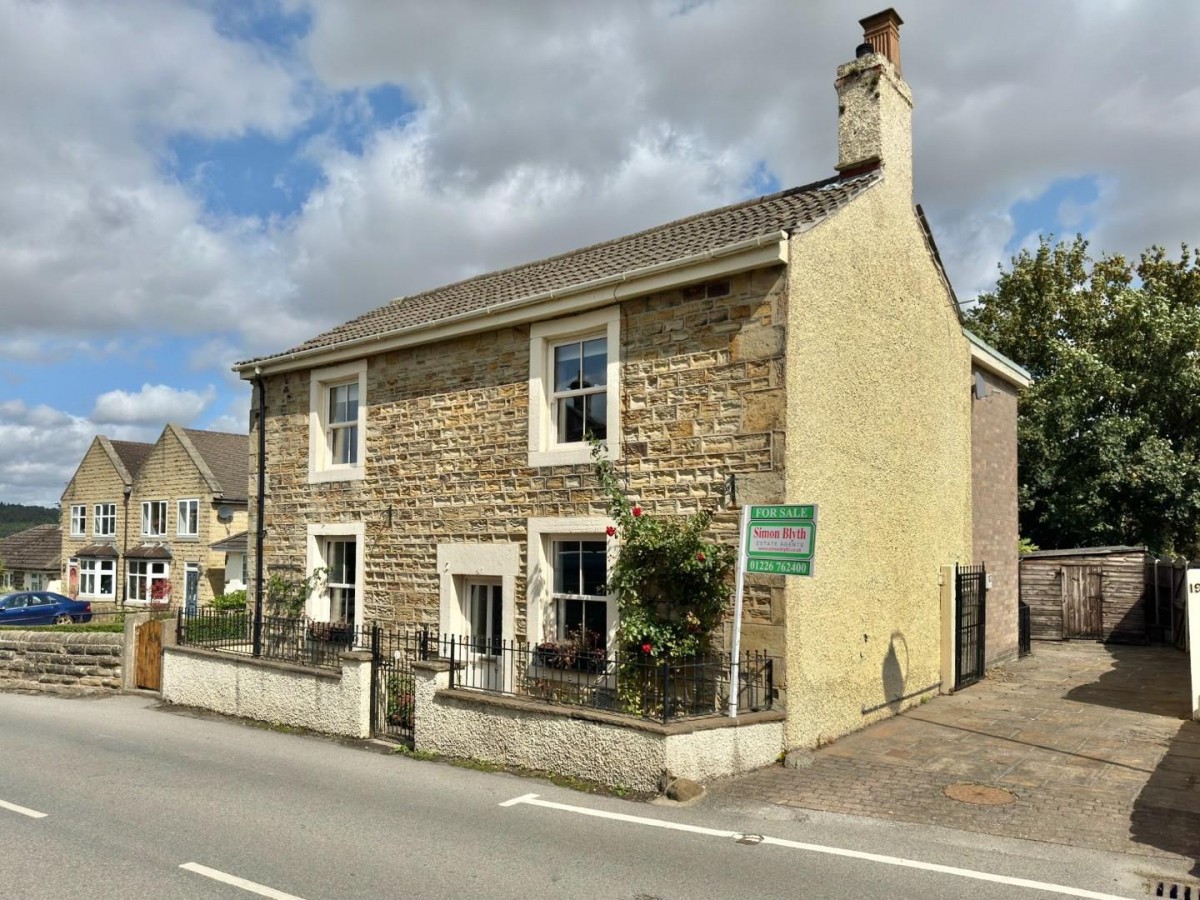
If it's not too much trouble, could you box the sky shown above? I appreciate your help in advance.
[1,0,1196,508]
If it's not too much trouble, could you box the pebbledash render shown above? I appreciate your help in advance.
[236,9,1027,751]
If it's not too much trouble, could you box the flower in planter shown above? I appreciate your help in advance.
[696,552,706,562]
[641,642,653,655]
[631,505,643,517]
[606,526,616,537]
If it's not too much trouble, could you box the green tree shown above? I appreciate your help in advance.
[966,236,1200,556]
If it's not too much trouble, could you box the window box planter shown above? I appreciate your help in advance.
[307,621,354,644]
[533,642,607,674]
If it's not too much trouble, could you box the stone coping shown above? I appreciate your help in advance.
[164,644,349,681]
[436,686,784,736]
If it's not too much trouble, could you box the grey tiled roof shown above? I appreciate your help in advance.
[241,172,880,367]
[183,429,249,502]
[210,531,248,552]
[0,524,60,570]
[109,440,153,480]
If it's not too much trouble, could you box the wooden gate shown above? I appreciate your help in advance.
[1061,565,1103,639]
[135,619,163,690]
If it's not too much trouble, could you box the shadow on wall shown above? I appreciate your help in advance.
[880,631,909,714]
[1130,719,1200,876]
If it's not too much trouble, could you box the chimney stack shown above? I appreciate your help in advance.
[860,9,902,75]
[835,8,912,189]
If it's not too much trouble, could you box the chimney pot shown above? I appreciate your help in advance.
[855,42,874,59]
[859,8,903,75]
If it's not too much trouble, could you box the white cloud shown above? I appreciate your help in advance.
[92,384,217,426]
[0,400,156,507]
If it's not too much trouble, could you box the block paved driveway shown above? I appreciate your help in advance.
[707,641,1200,871]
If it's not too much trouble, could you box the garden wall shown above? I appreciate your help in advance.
[161,645,372,737]
[412,662,784,793]
[0,631,123,690]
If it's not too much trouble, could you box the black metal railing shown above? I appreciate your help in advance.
[1018,600,1031,657]
[178,609,374,670]
[435,634,776,724]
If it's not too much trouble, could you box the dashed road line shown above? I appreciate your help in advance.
[500,793,1133,900]
[0,798,48,819]
[180,862,307,900]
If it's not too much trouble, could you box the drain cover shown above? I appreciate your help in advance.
[943,783,1016,806]
[1155,882,1198,899]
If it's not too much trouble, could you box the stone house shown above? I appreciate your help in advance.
[0,524,61,592]
[60,425,248,610]
[235,10,1026,750]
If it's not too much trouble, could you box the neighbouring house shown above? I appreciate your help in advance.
[60,425,249,610]
[966,330,1032,665]
[0,524,61,592]
[233,9,1026,751]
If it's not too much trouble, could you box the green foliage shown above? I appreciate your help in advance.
[591,442,734,658]
[1017,537,1039,555]
[186,610,248,642]
[385,672,415,728]
[264,568,326,617]
[967,236,1200,556]
[0,503,58,539]
[210,589,247,611]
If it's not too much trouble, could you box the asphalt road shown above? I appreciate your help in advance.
[0,692,1171,899]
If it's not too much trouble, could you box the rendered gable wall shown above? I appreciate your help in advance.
[782,175,973,749]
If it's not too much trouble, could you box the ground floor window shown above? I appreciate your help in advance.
[78,559,115,598]
[128,560,170,604]
[325,538,356,623]
[552,538,610,647]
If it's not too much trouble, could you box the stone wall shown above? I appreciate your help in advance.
[0,631,122,690]
[161,645,372,737]
[253,267,789,655]
[971,366,1020,664]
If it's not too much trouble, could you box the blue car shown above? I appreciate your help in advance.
[0,591,93,626]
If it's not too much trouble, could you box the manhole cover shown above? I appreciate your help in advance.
[943,783,1016,806]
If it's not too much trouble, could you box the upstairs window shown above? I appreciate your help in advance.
[141,500,167,537]
[177,499,199,537]
[309,361,366,483]
[70,505,86,537]
[551,337,608,445]
[327,382,359,465]
[93,503,116,537]
[528,307,620,467]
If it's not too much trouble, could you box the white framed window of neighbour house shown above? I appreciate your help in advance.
[526,517,617,656]
[528,307,621,467]
[29,573,43,590]
[93,502,116,538]
[0,571,10,590]
[70,505,86,537]
[177,499,199,537]
[141,500,167,537]
[308,360,366,484]
[127,560,169,605]
[305,523,364,627]
[78,559,115,599]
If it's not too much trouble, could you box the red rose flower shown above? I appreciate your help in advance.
[605,525,616,537]
[696,552,706,562]
[632,506,643,517]
[641,642,653,654]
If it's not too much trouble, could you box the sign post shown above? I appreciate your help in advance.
[728,504,818,717]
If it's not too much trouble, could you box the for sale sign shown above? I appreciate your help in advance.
[742,504,818,576]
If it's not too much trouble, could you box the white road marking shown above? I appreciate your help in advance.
[501,794,1132,900]
[0,798,47,819]
[179,862,307,900]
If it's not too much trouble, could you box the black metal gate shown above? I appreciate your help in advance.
[370,626,426,744]
[955,563,987,689]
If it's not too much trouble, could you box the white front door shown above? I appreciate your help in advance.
[465,580,504,692]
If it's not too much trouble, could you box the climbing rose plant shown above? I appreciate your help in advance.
[592,443,735,658]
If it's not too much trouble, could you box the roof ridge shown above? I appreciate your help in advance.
[372,172,855,314]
